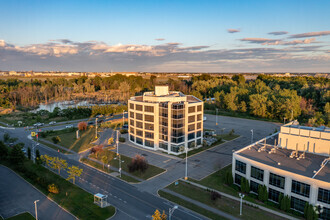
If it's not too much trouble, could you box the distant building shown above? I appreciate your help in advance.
[128,86,204,155]
[232,122,329,218]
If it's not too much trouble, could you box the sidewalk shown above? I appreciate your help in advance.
[182,179,298,220]
[161,188,238,220]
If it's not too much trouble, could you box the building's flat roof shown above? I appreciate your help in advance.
[284,123,330,133]
[237,142,329,182]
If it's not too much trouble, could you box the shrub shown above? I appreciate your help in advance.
[127,154,148,173]
[52,136,61,144]
[210,191,222,201]
[258,185,268,202]
[78,122,87,131]
[229,129,235,136]
[119,137,125,142]
[224,170,233,186]
[120,129,128,134]
[40,132,47,138]
[48,183,60,194]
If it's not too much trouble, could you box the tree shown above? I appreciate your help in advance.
[258,185,268,202]
[101,155,108,169]
[152,209,161,220]
[232,74,245,85]
[78,121,87,131]
[0,141,8,160]
[9,145,25,164]
[52,136,61,144]
[224,171,233,186]
[108,137,114,145]
[50,157,68,174]
[35,149,41,164]
[161,210,167,220]
[241,177,250,194]
[3,133,10,142]
[27,147,31,160]
[304,203,318,220]
[67,165,83,184]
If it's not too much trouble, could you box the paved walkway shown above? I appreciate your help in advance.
[161,188,238,220]
[182,179,298,220]
[0,165,76,220]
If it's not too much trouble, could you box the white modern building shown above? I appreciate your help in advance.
[232,121,329,219]
[128,86,204,155]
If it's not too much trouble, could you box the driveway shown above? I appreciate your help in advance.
[0,165,76,220]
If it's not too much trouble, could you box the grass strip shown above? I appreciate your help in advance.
[6,212,35,220]
[1,160,115,220]
[38,139,72,154]
[158,190,227,220]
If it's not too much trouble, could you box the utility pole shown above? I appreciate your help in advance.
[122,110,125,127]
[185,146,188,180]
[291,109,293,121]
[216,108,218,126]
[116,130,119,156]
[34,200,39,220]
[251,129,253,144]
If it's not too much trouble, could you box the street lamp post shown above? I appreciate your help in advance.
[32,144,35,163]
[34,200,39,220]
[169,205,178,220]
[239,193,245,216]
[250,129,253,144]
[284,117,286,124]
[185,146,188,180]
[216,108,218,126]
[122,110,125,127]
[116,130,119,156]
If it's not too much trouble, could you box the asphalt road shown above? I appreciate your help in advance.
[0,165,76,220]
[0,126,206,220]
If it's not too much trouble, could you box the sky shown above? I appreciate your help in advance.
[0,0,330,72]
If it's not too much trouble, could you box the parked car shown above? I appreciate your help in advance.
[66,124,73,128]
[88,121,94,125]
[96,114,103,118]
[49,121,56,125]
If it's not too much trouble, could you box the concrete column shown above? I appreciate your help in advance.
[310,184,318,205]
[201,102,204,145]
[184,101,189,150]
[167,102,172,154]
[284,176,292,196]
[264,170,270,187]
[154,103,159,150]
[246,163,251,181]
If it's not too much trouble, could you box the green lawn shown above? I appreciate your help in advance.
[166,181,283,220]
[158,190,227,220]
[81,158,140,183]
[6,212,35,220]
[37,139,72,154]
[1,159,115,220]
[45,128,95,152]
[217,133,240,141]
[89,150,166,180]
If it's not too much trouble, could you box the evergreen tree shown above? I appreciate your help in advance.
[9,145,25,164]
[35,149,41,164]
[27,147,31,160]
[0,141,8,160]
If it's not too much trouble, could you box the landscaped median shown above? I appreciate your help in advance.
[5,212,35,220]
[0,159,115,220]
[83,149,166,181]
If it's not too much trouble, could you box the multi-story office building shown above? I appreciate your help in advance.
[128,86,203,155]
[232,121,329,219]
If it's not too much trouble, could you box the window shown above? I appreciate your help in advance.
[136,104,143,111]
[136,137,143,145]
[235,173,242,185]
[188,115,195,123]
[197,105,202,111]
[171,145,181,153]
[145,123,154,131]
[268,188,281,203]
[135,121,143,128]
[145,131,154,139]
[250,180,259,193]
[291,180,310,198]
[159,142,168,150]
[197,114,202,121]
[188,124,195,132]
[144,105,154,113]
[136,129,143,137]
[269,173,285,189]
[136,113,143,120]
[130,119,134,126]
[318,188,330,204]
[129,111,134,118]
[129,127,134,134]
[291,196,307,213]
[144,140,154,148]
[145,115,154,122]
[188,106,195,113]
[188,141,195,148]
[251,166,264,181]
[197,122,201,129]
[319,207,329,220]
[196,130,201,137]
[172,137,185,143]
[188,132,195,140]
[196,138,201,145]
[235,160,246,174]
[129,103,134,110]
[130,135,134,142]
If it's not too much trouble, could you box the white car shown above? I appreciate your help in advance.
[203,116,207,121]
[66,124,73,128]
[49,121,56,125]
